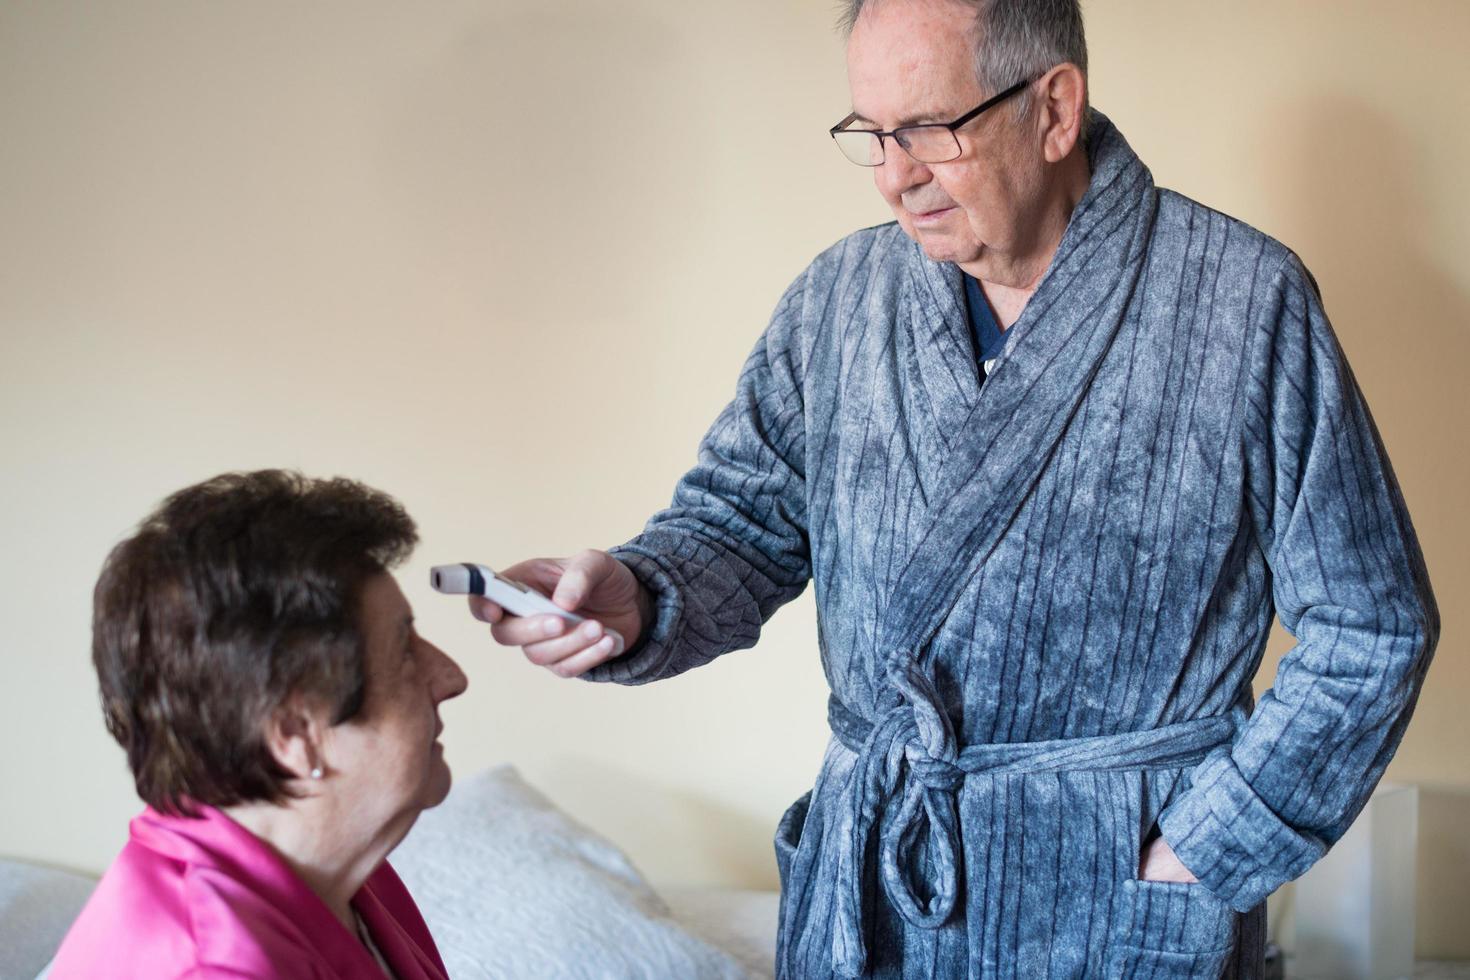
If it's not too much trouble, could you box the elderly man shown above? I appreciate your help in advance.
[470,0,1437,977]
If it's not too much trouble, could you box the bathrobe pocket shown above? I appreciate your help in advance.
[774,790,812,895]
[1106,877,1238,979]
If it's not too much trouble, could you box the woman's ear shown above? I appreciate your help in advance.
[263,695,330,782]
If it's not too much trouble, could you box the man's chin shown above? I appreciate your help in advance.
[894,215,978,262]
[913,230,980,265]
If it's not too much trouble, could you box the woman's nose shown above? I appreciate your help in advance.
[426,642,469,702]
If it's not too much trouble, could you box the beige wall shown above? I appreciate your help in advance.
[2,0,1465,959]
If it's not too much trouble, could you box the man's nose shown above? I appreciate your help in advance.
[876,139,932,196]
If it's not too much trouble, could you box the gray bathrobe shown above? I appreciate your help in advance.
[586,112,1437,979]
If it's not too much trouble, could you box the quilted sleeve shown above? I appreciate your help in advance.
[584,275,812,684]
[1159,253,1438,910]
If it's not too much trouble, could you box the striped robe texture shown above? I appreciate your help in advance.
[587,112,1438,979]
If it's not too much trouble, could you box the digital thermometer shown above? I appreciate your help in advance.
[430,563,624,654]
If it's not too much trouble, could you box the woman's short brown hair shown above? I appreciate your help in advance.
[92,470,418,815]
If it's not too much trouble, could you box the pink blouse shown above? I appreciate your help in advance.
[50,805,448,979]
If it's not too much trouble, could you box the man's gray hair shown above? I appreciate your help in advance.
[840,0,1089,128]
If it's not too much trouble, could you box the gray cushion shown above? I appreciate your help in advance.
[390,764,755,979]
[0,858,97,980]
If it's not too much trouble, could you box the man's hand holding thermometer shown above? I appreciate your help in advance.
[431,550,652,678]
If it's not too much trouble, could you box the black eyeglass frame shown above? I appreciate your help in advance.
[828,77,1034,167]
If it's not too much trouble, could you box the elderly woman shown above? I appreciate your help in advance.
[51,470,467,978]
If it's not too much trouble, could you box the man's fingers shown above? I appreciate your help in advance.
[549,634,622,678]
[468,596,504,624]
[463,552,626,675]
[501,557,569,596]
[1137,838,1198,883]
[490,613,568,648]
[520,618,608,667]
[553,567,588,611]
[482,607,623,675]
[553,550,604,610]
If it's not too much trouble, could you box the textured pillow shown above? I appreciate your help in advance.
[662,887,779,979]
[390,765,755,979]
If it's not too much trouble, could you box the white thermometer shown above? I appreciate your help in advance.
[430,563,625,655]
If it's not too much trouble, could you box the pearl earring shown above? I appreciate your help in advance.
[310,766,323,780]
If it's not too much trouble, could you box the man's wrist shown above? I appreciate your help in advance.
[633,582,655,649]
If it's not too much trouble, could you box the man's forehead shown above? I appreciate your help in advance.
[848,100,966,128]
[846,0,982,126]
[847,60,981,127]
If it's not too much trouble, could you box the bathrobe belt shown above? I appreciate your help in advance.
[822,656,1235,977]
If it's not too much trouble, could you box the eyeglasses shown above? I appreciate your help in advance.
[828,78,1033,167]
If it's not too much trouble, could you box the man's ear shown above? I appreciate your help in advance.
[1036,62,1087,164]
[263,694,329,782]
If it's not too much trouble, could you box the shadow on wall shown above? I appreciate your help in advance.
[1258,95,1470,959]
[1416,787,1470,959]
[1267,787,1470,961]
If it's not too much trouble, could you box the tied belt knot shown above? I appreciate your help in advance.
[821,654,1235,978]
